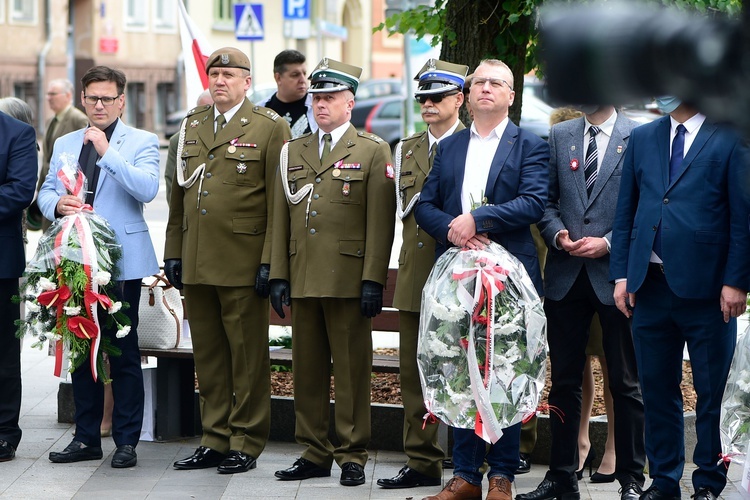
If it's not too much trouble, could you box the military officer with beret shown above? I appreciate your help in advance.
[377,59,468,490]
[165,47,291,474]
[270,58,396,487]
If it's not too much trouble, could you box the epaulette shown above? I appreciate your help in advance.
[186,104,211,117]
[357,131,383,143]
[253,105,281,121]
[290,131,313,142]
[404,130,427,142]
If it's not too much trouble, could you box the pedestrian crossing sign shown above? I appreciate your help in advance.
[234,4,264,41]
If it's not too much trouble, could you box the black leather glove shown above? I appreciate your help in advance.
[360,280,383,318]
[164,259,183,290]
[270,279,291,318]
[255,264,271,298]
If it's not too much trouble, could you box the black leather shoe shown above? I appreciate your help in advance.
[0,440,16,462]
[376,465,441,489]
[691,488,717,500]
[515,478,580,500]
[275,458,331,480]
[620,482,642,500]
[516,453,531,474]
[640,487,680,499]
[111,445,137,468]
[340,462,365,486]
[217,450,257,474]
[49,439,103,463]
[173,446,226,470]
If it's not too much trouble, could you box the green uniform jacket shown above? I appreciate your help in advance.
[164,99,291,286]
[270,125,396,297]
[393,122,465,311]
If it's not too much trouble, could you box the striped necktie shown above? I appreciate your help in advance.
[584,126,600,197]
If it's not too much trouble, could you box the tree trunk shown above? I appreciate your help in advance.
[440,0,531,125]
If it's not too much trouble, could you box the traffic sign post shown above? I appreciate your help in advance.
[282,0,311,40]
[234,4,264,41]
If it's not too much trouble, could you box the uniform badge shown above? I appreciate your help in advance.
[385,163,395,179]
[332,168,341,178]
[236,163,247,174]
[227,145,237,154]
[190,120,199,128]
[617,145,623,154]
[342,182,351,197]
[221,54,230,64]
[405,150,413,159]
[240,117,248,124]
[570,159,579,171]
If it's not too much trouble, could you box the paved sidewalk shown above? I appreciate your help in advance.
[2,343,748,499]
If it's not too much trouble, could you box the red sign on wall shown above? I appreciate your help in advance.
[99,37,119,54]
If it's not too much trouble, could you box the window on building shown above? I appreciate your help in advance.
[0,0,6,24]
[126,82,146,129]
[154,0,177,31]
[11,0,36,23]
[214,0,235,29]
[155,82,177,134]
[13,81,38,122]
[125,0,147,30]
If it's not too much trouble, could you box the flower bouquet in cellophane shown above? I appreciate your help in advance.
[417,242,547,444]
[15,153,129,382]
[719,321,750,465]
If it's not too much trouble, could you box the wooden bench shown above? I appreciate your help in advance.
[141,269,402,440]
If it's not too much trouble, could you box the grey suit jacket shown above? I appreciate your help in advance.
[538,113,638,304]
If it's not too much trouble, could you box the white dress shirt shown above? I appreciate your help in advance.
[461,118,509,214]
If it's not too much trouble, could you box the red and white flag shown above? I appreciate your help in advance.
[177,0,213,107]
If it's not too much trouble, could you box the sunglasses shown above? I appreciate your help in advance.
[415,91,459,104]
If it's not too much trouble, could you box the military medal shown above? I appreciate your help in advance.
[227,145,237,153]
[237,163,247,173]
[332,168,341,177]
[570,159,579,171]
[342,182,351,196]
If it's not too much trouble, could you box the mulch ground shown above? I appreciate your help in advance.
[270,349,698,416]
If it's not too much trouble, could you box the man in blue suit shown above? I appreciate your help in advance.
[415,58,548,500]
[38,66,160,469]
[610,98,750,500]
[0,110,38,463]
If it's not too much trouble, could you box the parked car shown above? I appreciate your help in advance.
[163,84,277,139]
[356,78,401,100]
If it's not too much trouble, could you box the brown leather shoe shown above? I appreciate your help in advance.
[423,476,482,500]
[487,476,512,500]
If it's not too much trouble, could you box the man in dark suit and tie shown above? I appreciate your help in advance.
[0,110,37,463]
[415,58,548,500]
[610,98,750,500]
[518,106,645,500]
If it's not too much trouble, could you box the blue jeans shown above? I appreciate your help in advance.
[452,422,521,486]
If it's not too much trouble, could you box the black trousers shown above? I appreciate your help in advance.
[0,278,22,449]
[544,268,645,486]
[72,279,143,448]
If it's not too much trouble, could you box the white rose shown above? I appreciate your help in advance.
[38,277,57,291]
[109,301,122,314]
[26,301,40,313]
[93,271,111,286]
[63,306,81,316]
[116,325,131,338]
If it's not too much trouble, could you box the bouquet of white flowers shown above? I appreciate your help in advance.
[417,242,547,444]
[15,153,129,382]
[719,321,750,464]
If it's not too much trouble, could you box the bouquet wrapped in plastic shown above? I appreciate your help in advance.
[417,242,547,444]
[719,320,750,464]
[16,153,129,382]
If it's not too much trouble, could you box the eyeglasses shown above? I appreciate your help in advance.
[83,95,121,106]
[415,91,459,104]
[471,77,511,90]
[46,92,63,97]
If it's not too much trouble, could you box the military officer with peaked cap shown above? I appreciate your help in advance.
[376,58,469,490]
[270,58,396,487]
[165,47,291,474]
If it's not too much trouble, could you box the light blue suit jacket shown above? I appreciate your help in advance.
[37,119,160,281]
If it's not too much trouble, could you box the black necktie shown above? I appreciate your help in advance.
[669,124,687,182]
[584,126,600,197]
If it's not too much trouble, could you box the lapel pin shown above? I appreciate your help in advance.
[570,159,579,171]
[571,145,576,151]
[617,145,623,154]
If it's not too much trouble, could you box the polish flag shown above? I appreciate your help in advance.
[177,0,213,107]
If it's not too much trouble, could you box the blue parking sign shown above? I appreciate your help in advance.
[235,4,264,41]
[283,0,309,20]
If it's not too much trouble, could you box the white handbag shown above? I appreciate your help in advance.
[138,273,183,349]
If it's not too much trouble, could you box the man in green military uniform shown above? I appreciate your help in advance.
[164,47,291,474]
[377,59,469,490]
[270,58,396,487]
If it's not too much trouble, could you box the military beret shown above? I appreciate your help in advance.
[308,58,363,95]
[206,47,251,74]
[414,58,469,97]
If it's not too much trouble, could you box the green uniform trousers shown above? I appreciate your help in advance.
[399,311,444,477]
[184,284,271,458]
[291,297,372,469]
